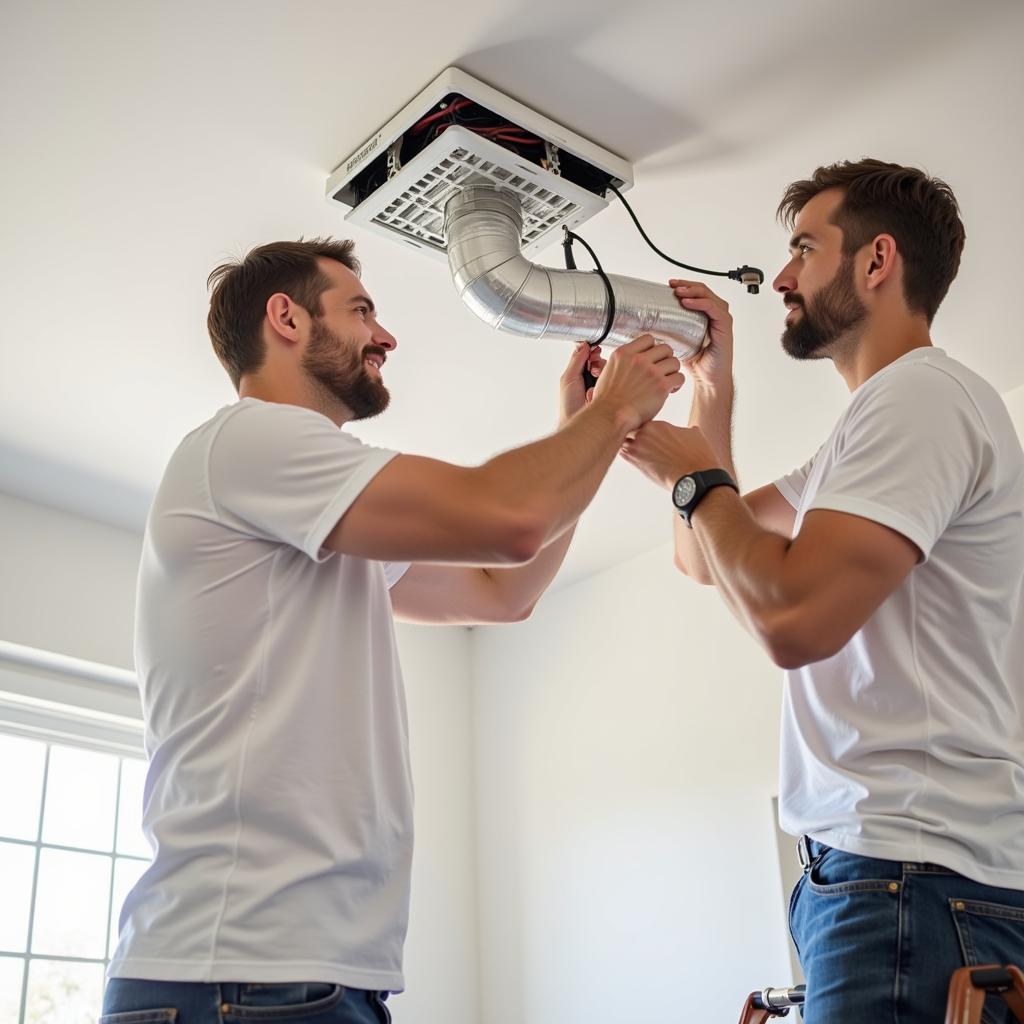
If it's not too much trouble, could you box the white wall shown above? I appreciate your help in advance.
[470,546,792,1024]
[0,491,480,1024]
[0,494,142,670]
[398,622,481,1023]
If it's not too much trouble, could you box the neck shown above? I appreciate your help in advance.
[831,313,933,391]
[238,372,353,427]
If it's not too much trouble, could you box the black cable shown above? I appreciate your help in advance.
[563,228,615,392]
[563,230,615,343]
[561,231,578,271]
[565,229,604,277]
[607,183,764,294]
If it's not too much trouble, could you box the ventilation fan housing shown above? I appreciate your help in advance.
[325,68,634,260]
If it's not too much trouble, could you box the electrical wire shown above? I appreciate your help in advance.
[563,230,605,277]
[414,96,545,152]
[562,229,616,342]
[607,183,764,293]
[412,98,473,132]
[432,123,540,146]
[561,228,615,390]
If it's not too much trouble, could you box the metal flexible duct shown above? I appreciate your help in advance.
[444,186,708,360]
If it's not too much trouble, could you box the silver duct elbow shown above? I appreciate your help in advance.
[444,186,708,361]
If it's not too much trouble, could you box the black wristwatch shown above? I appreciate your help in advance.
[672,469,738,527]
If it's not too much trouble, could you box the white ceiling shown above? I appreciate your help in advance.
[2,0,1022,589]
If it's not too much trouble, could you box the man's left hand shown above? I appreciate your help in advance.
[620,421,721,491]
[559,343,606,426]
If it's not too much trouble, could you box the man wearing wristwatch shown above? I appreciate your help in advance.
[619,159,1024,1024]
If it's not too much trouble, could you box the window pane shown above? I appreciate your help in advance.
[31,848,110,959]
[108,857,149,958]
[0,733,45,840]
[25,958,104,1024]
[0,956,25,1024]
[0,841,35,953]
[116,758,151,858]
[41,744,118,851]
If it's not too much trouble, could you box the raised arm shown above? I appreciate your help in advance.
[622,416,918,666]
[326,335,683,597]
[389,344,607,624]
[622,281,795,584]
[686,487,917,667]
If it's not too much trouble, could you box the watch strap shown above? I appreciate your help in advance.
[674,468,739,526]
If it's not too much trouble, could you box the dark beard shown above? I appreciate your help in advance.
[782,254,867,360]
[302,318,390,420]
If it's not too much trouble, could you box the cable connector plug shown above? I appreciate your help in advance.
[728,265,765,294]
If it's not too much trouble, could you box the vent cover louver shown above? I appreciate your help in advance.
[344,126,608,260]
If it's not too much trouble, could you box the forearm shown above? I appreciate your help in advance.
[690,383,737,476]
[478,401,629,548]
[480,523,577,617]
[690,487,795,649]
[390,526,576,624]
[676,384,737,582]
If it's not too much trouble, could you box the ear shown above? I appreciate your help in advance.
[265,292,303,345]
[864,234,898,293]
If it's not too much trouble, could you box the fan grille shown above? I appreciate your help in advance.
[342,127,607,258]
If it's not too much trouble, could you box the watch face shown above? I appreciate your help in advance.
[673,476,697,508]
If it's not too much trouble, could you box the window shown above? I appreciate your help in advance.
[0,732,150,1024]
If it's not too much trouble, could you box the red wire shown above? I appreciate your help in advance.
[431,123,540,146]
[412,98,473,132]
[467,126,538,140]
[411,94,546,149]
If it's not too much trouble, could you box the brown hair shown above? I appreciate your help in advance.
[777,159,965,323]
[207,238,360,389]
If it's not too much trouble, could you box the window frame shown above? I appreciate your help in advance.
[0,641,148,1024]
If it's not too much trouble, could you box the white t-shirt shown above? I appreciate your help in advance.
[108,398,414,991]
[774,348,1024,888]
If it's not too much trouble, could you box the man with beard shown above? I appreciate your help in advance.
[619,160,1024,1023]
[103,239,683,1024]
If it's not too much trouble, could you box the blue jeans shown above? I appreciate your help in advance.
[789,840,1024,1024]
[100,980,391,1024]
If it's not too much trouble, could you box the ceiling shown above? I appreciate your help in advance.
[2,0,1022,590]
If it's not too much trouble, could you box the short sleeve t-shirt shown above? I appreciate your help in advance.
[108,398,414,990]
[774,348,1024,888]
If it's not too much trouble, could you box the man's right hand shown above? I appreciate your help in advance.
[591,334,683,433]
[669,280,733,393]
